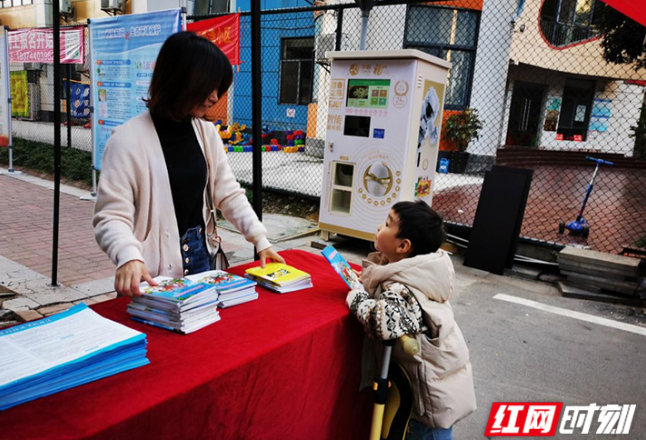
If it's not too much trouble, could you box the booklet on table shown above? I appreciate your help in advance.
[244,263,312,293]
[0,303,148,411]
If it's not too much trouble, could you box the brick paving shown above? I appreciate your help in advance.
[433,165,646,254]
[0,174,115,286]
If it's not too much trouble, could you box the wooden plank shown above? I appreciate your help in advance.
[558,282,646,307]
[561,271,638,296]
[559,247,641,276]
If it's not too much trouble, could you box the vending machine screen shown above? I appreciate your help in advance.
[344,115,371,137]
[346,79,390,109]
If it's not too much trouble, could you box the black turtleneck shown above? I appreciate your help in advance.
[151,112,207,238]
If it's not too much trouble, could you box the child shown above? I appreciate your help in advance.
[346,200,476,440]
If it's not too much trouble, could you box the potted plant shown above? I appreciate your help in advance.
[444,108,483,173]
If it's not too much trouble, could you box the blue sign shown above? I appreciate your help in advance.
[89,9,181,170]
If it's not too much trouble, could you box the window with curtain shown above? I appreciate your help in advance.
[279,37,314,106]
[404,5,480,110]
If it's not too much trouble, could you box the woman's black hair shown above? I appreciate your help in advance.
[391,200,445,257]
[146,31,233,121]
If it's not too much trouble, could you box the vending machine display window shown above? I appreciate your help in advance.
[346,79,391,109]
[343,115,371,138]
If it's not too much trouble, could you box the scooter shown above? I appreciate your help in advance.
[370,335,419,440]
[558,156,614,238]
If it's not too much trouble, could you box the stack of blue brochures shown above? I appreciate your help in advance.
[128,276,221,334]
[0,303,149,411]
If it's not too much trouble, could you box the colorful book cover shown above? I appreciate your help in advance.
[139,277,216,304]
[321,245,361,289]
[187,270,256,293]
[245,263,310,287]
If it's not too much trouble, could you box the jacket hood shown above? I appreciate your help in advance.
[361,250,454,303]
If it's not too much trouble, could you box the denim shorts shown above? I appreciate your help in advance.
[180,225,210,276]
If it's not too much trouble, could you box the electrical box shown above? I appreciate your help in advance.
[318,50,451,241]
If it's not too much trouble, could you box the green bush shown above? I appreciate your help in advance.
[444,108,484,152]
[0,138,94,186]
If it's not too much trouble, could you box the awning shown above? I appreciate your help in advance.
[600,0,646,27]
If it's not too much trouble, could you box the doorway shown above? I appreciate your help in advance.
[506,81,546,147]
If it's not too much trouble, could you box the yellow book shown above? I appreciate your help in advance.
[245,263,311,288]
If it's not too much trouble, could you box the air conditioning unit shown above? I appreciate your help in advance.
[101,0,124,11]
[315,33,347,63]
[60,0,73,15]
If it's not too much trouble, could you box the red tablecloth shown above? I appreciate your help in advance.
[0,250,372,440]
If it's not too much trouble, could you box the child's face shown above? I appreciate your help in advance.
[375,210,405,263]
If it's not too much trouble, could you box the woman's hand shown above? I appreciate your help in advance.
[258,247,285,267]
[115,260,157,297]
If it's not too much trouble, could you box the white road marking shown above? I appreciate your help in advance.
[493,294,646,337]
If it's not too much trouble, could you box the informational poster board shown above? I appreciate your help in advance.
[89,9,181,170]
[0,28,11,148]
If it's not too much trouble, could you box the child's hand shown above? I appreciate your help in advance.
[352,269,362,282]
[350,279,364,291]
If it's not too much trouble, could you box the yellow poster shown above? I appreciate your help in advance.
[10,71,28,118]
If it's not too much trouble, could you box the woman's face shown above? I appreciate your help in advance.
[190,89,219,118]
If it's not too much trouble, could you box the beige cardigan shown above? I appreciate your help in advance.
[93,111,271,278]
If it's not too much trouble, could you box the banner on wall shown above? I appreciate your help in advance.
[8,27,84,64]
[187,14,240,66]
[10,71,29,118]
[89,9,181,170]
[0,28,11,147]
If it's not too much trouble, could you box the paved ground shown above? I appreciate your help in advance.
[1,167,646,438]
[434,165,646,254]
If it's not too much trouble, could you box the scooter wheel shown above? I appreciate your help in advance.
[558,222,565,234]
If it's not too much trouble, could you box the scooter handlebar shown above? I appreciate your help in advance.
[585,156,614,166]
[400,334,420,356]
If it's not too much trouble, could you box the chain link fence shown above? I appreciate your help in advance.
[9,26,92,153]
[8,1,645,255]
[191,0,646,255]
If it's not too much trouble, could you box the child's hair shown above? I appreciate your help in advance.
[391,200,445,257]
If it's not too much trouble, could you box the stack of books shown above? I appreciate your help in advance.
[127,277,221,334]
[186,270,259,308]
[0,303,149,411]
[245,263,312,293]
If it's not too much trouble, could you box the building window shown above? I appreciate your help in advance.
[540,0,607,47]
[0,0,33,7]
[404,5,480,110]
[279,37,314,106]
[557,78,595,141]
[193,0,229,15]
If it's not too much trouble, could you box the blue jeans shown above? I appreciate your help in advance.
[407,419,453,440]
[180,226,210,276]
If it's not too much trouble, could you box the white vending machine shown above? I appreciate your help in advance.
[318,50,451,241]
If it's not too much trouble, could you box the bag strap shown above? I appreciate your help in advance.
[197,119,220,246]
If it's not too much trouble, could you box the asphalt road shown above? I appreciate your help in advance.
[450,262,646,439]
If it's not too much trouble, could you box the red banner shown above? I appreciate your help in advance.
[187,14,240,66]
[8,27,85,64]
[600,0,646,27]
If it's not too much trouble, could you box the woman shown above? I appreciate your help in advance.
[93,31,284,297]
